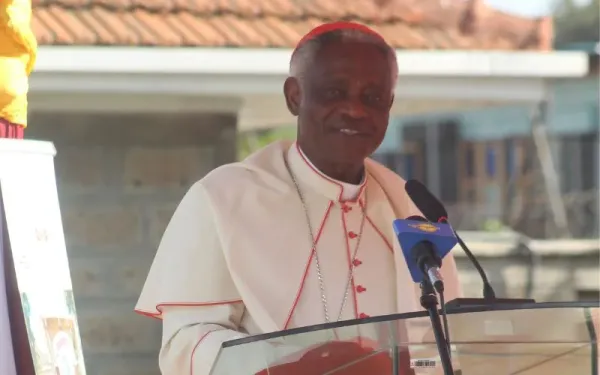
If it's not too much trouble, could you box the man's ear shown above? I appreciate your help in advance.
[284,77,301,116]
[388,94,395,111]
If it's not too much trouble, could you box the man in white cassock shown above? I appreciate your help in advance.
[135,21,462,375]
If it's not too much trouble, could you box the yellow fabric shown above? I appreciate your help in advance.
[0,0,36,128]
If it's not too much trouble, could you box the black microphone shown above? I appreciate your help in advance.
[404,215,445,292]
[405,179,536,307]
[405,180,496,300]
[399,216,454,374]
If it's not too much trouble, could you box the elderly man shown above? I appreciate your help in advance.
[136,22,462,374]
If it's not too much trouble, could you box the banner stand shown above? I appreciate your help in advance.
[0,139,87,375]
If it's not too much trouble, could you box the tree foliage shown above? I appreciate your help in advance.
[553,0,599,45]
[237,126,297,160]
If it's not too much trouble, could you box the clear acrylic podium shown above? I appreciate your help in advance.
[211,302,598,375]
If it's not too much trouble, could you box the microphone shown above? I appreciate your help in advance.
[405,179,535,307]
[393,215,456,375]
[405,179,497,300]
[393,215,458,293]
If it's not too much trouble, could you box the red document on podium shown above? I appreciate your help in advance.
[255,339,413,375]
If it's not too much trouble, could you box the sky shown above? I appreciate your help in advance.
[486,0,592,16]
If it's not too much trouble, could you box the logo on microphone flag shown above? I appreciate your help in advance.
[408,223,440,233]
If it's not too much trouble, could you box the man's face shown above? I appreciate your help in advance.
[286,40,395,166]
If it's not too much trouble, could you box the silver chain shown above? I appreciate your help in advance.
[284,155,368,323]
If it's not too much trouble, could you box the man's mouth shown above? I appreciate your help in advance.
[339,128,361,136]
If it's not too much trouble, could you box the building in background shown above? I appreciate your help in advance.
[25,0,596,374]
[373,43,599,239]
[373,0,600,239]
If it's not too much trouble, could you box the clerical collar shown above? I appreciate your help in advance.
[287,142,367,202]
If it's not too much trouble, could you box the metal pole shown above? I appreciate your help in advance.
[530,100,571,238]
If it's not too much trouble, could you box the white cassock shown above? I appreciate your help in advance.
[135,140,463,375]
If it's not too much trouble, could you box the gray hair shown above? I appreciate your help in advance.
[289,28,399,88]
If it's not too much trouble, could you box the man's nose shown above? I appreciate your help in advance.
[339,97,368,119]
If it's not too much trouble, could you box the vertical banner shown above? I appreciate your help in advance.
[0,199,17,375]
[0,139,86,375]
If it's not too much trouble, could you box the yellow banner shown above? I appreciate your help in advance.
[0,0,37,127]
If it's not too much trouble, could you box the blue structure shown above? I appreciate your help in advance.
[375,44,599,238]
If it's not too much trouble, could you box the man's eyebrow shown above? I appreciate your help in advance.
[311,75,348,85]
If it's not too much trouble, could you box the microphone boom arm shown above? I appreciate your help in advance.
[446,230,536,309]
[454,231,496,300]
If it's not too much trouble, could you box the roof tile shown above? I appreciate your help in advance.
[50,6,98,45]
[136,10,183,46]
[77,9,118,45]
[36,6,75,45]
[123,11,159,45]
[32,0,552,50]
[92,7,139,45]
[164,14,201,46]
[185,0,219,14]
[31,9,54,45]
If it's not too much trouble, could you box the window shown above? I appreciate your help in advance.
[373,146,424,182]
[373,152,412,177]
[465,145,475,177]
[484,184,502,216]
[465,188,476,203]
[486,144,496,177]
[577,289,600,301]
[505,139,516,178]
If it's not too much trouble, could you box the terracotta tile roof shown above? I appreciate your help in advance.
[31,0,552,50]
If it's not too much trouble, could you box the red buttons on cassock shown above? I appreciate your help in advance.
[352,258,362,267]
[356,285,366,293]
[341,204,352,213]
[348,231,358,239]
[359,313,370,319]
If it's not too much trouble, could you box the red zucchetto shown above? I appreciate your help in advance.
[292,21,385,57]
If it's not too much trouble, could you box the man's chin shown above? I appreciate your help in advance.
[330,150,371,166]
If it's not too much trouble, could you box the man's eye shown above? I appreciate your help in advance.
[364,93,383,104]
[325,88,343,97]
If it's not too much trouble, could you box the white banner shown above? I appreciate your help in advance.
[0,196,17,375]
[0,139,86,375]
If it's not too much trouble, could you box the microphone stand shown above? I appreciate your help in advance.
[420,279,454,375]
[444,232,535,309]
